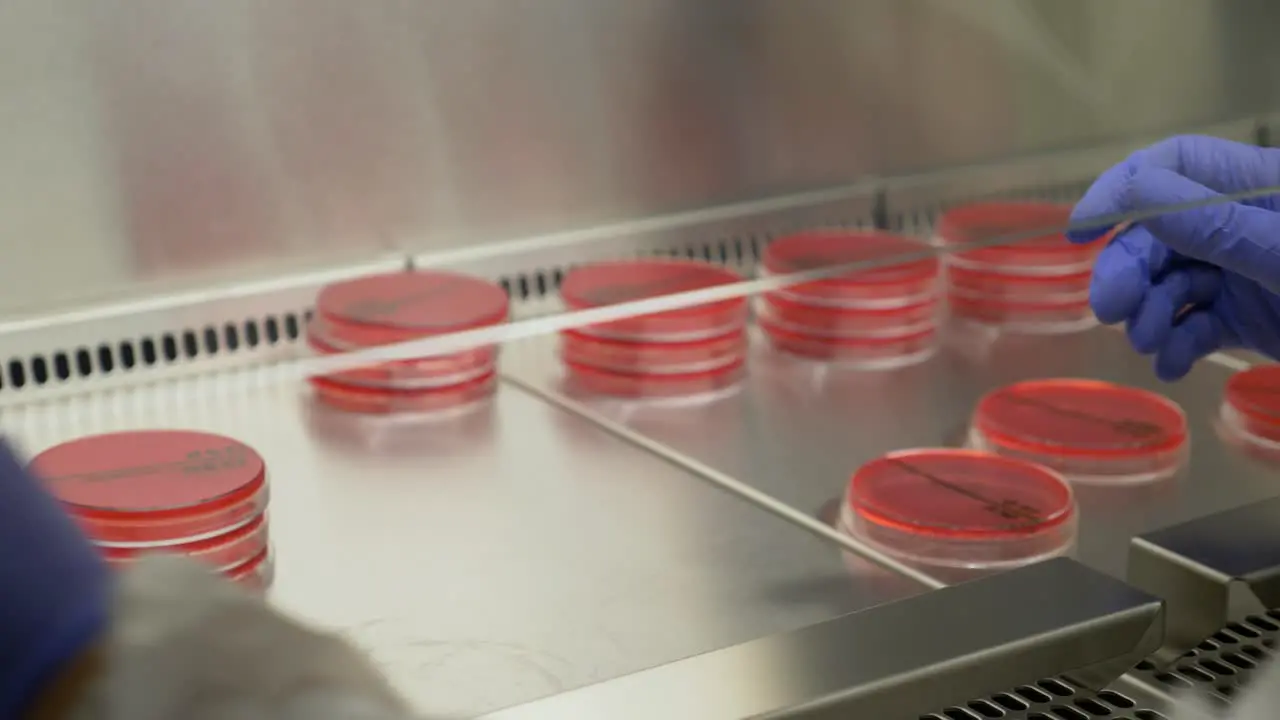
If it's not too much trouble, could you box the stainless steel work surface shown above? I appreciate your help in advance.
[505,324,1280,582]
[0,373,918,717]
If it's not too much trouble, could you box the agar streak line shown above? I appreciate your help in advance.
[886,459,1044,523]
[996,394,1163,440]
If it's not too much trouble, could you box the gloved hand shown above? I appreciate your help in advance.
[0,439,110,717]
[1067,135,1280,380]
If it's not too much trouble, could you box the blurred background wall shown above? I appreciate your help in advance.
[0,0,1276,313]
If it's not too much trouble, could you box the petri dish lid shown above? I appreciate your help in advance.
[972,379,1188,459]
[762,230,939,288]
[936,202,1105,268]
[1224,366,1280,424]
[31,431,268,543]
[848,448,1075,539]
[560,259,745,317]
[315,271,510,341]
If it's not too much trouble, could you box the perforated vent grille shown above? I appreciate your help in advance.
[921,678,1160,720]
[1133,611,1280,704]
[0,310,312,393]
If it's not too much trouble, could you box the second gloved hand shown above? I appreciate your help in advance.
[1068,135,1280,380]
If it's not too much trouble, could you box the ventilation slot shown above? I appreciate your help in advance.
[923,677,1152,720]
[0,311,309,393]
[1133,608,1280,705]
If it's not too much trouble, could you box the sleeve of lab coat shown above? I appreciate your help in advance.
[64,556,442,720]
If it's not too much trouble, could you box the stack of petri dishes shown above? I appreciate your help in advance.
[30,430,274,591]
[936,202,1106,333]
[307,271,508,415]
[1220,365,1280,460]
[968,379,1189,484]
[558,259,748,398]
[837,448,1077,570]
[757,230,942,369]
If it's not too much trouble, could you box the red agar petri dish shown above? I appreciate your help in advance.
[564,358,746,399]
[315,271,509,345]
[839,448,1076,569]
[559,328,747,374]
[1221,366,1280,454]
[757,293,939,337]
[226,547,274,592]
[945,265,1091,304]
[307,330,496,389]
[969,379,1188,483]
[758,314,939,369]
[310,370,498,415]
[31,430,269,545]
[947,292,1097,334]
[560,260,748,341]
[100,512,269,571]
[761,231,940,307]
[936,202,1106,273]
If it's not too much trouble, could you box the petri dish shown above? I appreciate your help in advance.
[945,265,1091,304]
[758,314,939,369]
[757,293,939,338]
[308,330,496,390]
[1221,366,1280,454]
[560,259,747,341]
[315,271,509,345]
[760,230,939,308]
[100,512,269,572]
[559,328,747,374]
[31,430,269,544]
[310,370,498,415]
[838,448,1077,569]
[226,547,275,592]
[564,358,746,399]
[936,202,1105,273]
[947,292,1097,334]
[969,379,1188,483]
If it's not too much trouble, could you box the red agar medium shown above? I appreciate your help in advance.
[100,512,268,571]
[970,379,1188,483]
[559,260,747,341]
[936,202,1106,272]
[946,293,1097,334]
[310,370,498,415]
[1221,366,1280,451]
[761,231,939,306]
[307,331,495,389]
[945,265,1091,303]
[559,329,747,374]
[758,314,939,368]
[31,430,269,544]
[315,271,509,344]
[840,449,1076,569]
[758,293,939,337]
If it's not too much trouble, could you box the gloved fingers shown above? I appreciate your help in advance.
[1068,156,1142,244]
[1128,166,1280,286]
[1152,309,1229,381]
[1125,264,1222,354]
[1089,225,1167,324]
[1068,135,1280,245]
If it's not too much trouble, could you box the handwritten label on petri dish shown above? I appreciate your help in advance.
[340,277,473,325]
[45,444,251,485]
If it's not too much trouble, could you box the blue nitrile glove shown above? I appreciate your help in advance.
[0,439,110,717]
[1067,135,1280,381]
